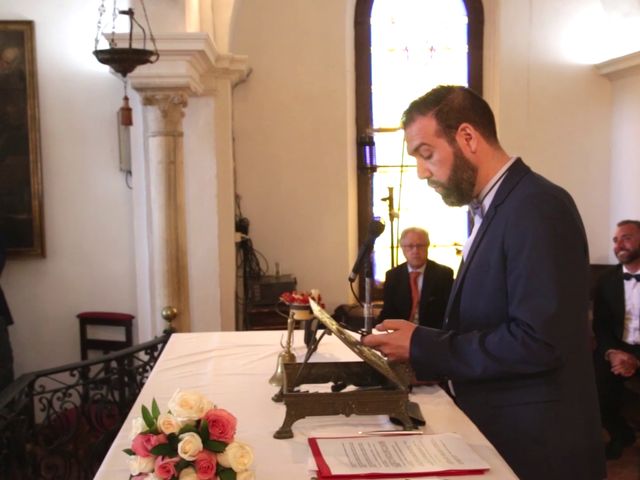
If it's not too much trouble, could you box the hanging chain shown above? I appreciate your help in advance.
[109,0,119,47]
[94,0,107,50]
[139,0,159,61]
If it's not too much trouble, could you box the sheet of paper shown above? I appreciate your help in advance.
[309,433,490,478]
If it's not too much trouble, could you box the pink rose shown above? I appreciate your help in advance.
[132,433,168,457]
[154,455,180,479]
[194,450,217,479]
[203,408,237,443]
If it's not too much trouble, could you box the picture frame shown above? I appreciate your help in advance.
[0,20,45,257]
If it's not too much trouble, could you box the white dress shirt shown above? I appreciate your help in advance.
[622,266,640,345]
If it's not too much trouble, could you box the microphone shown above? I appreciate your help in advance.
[348,219,385,283]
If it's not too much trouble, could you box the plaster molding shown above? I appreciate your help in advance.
[111,32,250,95]
[596,51,640,80]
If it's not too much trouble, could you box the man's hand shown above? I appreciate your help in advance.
[607,349,640,377]
[361,319,416,362]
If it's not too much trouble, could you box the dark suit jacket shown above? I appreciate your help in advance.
[593,264,639,357]
[378,260,453,328]
[409,159,605,480]
[0,232,12,327]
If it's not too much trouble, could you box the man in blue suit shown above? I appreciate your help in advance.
[363,85,606,480]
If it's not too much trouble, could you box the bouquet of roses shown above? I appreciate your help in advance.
[279,289,324,307]
[125,389,255,480]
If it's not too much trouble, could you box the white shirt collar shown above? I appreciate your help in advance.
[476,157,517,214]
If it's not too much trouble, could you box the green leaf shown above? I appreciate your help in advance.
[204,439,227,453]
[122,448,135,456]
[179,424,197,435]
[199,419,209,441]
[142,405,156,430]
[150,443,175,457]
[217,468,236,480]
[151,398,161,419]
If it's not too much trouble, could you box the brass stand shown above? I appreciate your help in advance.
[272,298,424,439]
[273,361,421,439]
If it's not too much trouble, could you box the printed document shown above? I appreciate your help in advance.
[308,432,490,478]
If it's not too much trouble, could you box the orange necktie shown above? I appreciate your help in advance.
[409,271,421,323]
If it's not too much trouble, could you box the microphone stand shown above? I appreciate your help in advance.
[381,186,398,269]
[363,255,374,334]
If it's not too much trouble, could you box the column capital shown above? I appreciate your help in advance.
[142,90,189,135]
[142,90,189,109]
[112,32,250,96]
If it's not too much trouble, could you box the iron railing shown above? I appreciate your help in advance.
[0,334,170,480]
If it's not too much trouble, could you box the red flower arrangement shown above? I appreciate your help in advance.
[279,289,324,307]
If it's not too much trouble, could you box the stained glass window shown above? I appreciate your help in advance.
[369,0,471,280]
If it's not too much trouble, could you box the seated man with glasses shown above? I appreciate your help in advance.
[378,227,453,328]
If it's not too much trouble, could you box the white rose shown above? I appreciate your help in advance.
[237,470,256,480]
[218,441,254,472]
[156,412,182,434]
[129,416,146,440]
[177,431,203,461]
[178,467,198,480]
[128,455,155,475]
[168,389,214,420]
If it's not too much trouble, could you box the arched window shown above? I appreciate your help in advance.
[354,0,484,291]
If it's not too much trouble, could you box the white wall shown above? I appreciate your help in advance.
[484,0,613,261]
[231,0,359,314]
[1,0,137,373]
[599,54,640,262]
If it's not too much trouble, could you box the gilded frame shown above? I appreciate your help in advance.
[0,20,44,256]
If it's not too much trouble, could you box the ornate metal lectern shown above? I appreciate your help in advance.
[273,299,423,439]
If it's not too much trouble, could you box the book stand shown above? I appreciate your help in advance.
[273,300,423,439]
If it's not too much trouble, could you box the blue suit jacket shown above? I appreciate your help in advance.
[410,159,605,480]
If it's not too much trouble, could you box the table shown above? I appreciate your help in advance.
[95,331,517,479]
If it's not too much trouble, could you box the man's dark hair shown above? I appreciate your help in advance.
[617,219,640,230]
[401,85,499,146]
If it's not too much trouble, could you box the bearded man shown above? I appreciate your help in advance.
[593,219,640,459]
[362,85,606,480]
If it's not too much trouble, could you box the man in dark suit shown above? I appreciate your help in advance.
[0,231,14,391]
[378,227,453,328]
[363,85,605,480]
[593,219,640,459]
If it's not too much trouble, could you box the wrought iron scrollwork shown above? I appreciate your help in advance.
[0,334,170,479]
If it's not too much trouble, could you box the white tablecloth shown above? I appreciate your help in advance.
[95,331,517,479]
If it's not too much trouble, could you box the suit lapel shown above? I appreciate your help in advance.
[399,264,412,316]
[444,158,530,327]
[612,265,626,336]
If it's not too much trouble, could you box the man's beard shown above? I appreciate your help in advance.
[616,247,640,265]
[428,145,478,207]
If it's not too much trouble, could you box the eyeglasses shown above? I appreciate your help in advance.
[400,243,427,250]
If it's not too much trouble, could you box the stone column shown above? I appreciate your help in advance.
[141,90,191,332]
[120,32,249,338]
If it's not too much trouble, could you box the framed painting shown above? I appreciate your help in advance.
[0,20,44,257]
